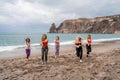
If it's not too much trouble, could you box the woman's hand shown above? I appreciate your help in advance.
[76,45,79,48]
[40,41,43,46]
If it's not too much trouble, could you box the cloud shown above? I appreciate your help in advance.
[0,0,120,33]
[0,0,58,24]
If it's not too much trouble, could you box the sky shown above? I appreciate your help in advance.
[0,0,120,33]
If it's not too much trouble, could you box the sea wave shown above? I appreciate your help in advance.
[49,38,120,45]
[0,45,24,52]
[92,38,120,42]
[0,38,120,52]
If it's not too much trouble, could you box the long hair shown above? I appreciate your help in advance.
[87,34,91,39]
[41,34,47,41]
[56,36,59,40]
[25,38,30,43]
[78,36,82,42]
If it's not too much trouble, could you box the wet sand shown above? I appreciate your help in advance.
[0,40,120,80]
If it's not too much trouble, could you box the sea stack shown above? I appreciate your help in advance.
[49,23,57,33]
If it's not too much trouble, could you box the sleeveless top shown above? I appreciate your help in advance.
[75,43,82,48]
[87,39,92,44]
[26,42,30,49]
[43,41,48,47]
[55,40,60,46]
[75,43,81,45]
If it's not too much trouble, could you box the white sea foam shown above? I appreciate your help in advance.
[0,45,24,52]
[50,38,120,45]
[92,38,120,42]
[49,41,74,46]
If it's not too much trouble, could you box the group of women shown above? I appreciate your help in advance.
[25,34,92,64]
[74,34,92,62]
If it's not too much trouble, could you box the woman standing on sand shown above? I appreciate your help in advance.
[55,36,60,58]
[25,38,31,60]
[40,34,49,64]
[86,34,92,57]
[74,36,83,62]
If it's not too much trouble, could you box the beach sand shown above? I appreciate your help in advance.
[0,40,120,80]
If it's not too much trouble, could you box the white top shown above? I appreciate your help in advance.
[25,42,30,49]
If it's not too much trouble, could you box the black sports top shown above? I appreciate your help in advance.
[75,43,81,45]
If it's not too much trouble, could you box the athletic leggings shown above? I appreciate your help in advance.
[25,49,31,59]
[76,46,83,59]
[41,47,48,62]
[86,44,91,54]
[55,45,60,56]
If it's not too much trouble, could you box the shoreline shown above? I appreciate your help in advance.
[0,39,120,60]
[0,37,120,53]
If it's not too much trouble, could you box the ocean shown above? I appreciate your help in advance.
[0,33,120,58]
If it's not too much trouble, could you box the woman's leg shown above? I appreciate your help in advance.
[56,46,60,56]
[55,46,58,57]
[57,47,59,56]
[26,49,30,59]
[86,44,89,55]
[79,47,83,60]
[41,48,45,63]
[89,45,91,52]
[45,47,48,63]
[27,49,31,59]
[76,48,80,57]
[87,45,91,56]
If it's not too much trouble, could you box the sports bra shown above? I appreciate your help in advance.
[43,41,48,47]
[75,43,81,45]
[87,39,92,44]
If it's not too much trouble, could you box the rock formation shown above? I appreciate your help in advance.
[49,14,120,34]
[49,23,56,33]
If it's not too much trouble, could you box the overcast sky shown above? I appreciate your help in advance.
[0,0,120,33]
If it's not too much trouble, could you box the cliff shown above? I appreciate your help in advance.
[49,14,120,34]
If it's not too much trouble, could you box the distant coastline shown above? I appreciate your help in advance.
[49,14,120,34]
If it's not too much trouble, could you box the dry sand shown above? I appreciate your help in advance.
[0,40,120,80]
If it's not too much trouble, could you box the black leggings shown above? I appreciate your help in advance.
[86,44,91,54]
[76,46,83,59]
[41,47,48,62]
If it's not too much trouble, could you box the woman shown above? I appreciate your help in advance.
[86,34,92,57]
[25,38,31,60]
[40,34,48,64]
[55,36,60,58]
[74,36,83,62]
